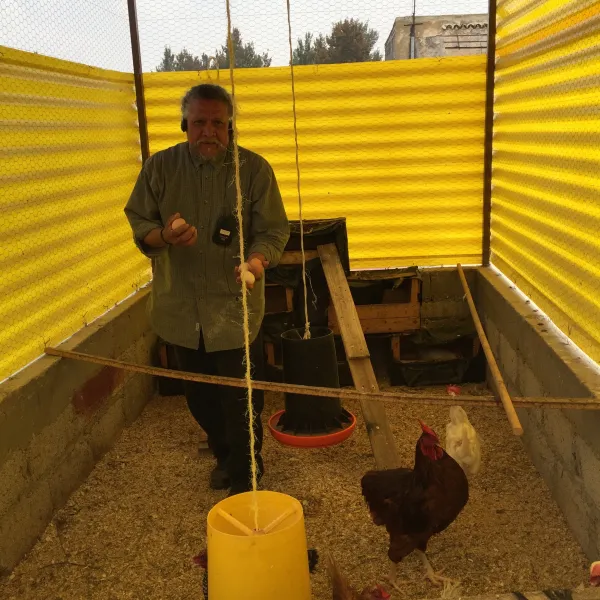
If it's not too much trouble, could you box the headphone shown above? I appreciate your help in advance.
[181,118,234,135]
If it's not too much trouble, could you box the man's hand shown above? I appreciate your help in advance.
[235,253,269,290]
[161,213,197,247]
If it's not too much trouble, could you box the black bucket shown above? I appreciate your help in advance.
[277,326,350,434]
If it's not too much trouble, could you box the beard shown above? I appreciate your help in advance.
[191,138,227,161]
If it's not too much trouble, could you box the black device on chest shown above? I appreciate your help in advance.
[213,214,237,246]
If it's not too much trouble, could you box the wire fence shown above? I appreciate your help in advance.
[0,2,150,383]
[491,0,600,364]
[0,0,491,382]
[138,0,490,270]
[3,0,600,382]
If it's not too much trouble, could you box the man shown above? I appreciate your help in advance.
[124,83,290,496]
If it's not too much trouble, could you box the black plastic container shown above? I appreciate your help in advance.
[277,326,350,434]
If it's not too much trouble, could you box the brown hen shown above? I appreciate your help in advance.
[360,420,468,589]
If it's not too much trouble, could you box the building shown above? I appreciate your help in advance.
[385,14,488,60]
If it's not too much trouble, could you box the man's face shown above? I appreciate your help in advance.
[185,98,230,160]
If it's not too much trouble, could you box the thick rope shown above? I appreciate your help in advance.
[286,0,311,340]
[225,0,259,530]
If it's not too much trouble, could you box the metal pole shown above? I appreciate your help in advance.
[481,0,497,266]
[409,0,417,58]
[127,0,150,164]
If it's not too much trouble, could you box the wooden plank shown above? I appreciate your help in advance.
[265,342,276,366]
[317,243,400,470]
[278,250,319,265]
[285,287,294,312]
[391,335,401,362]
[335,303,419,320]
[410,277,420,303]
[265,284,293,315]
[348,357,400,469]
[44,347,600,410]
[330,316,420,335]
[357,317,420,334]
[458,264,523,436]
[318,243,369,360]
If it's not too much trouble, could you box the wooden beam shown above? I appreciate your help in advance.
[318,244,369,360]
[318,243,400,469]
[458,264,524,436]
[332,303,419,320]
[43,347,600,410]
[330,316,420,335]
[265,342,276,366]
[391,335,401,362]
[278,250,319,265]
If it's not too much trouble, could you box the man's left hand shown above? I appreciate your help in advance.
[235,253,269,290]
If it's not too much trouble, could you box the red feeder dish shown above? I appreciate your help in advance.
[268,409,357,448]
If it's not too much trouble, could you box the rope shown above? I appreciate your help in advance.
[225,0,259,530]
[285,0,311,340]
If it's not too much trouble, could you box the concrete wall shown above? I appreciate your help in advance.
[385,14,488,60]
[0,289,156,573]
[476,267,600,560]
[421,267,478,340]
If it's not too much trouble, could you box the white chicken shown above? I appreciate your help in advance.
[444,386,481,478]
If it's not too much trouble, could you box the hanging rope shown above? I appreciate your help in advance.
[285,0,311,340]
[225,0,259,530]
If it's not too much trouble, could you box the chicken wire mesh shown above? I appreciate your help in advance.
[0,1,151,382]
[490,0,600,364]
[0,0,489,382]
[137,0,490,271]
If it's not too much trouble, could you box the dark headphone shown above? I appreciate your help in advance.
[181,118,234,135]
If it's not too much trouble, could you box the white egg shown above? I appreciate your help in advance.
[240,263,255,285]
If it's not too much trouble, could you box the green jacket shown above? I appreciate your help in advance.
[124,142,290,352]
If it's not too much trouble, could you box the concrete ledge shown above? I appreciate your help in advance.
[0,288,156,573]
[476,266,600,560]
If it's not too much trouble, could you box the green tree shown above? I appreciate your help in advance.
[155,29,271,72]
[326,18,382,63]
[155,46,209,71]
[214,27,272,68]
[292,32,329,65]
[155,46,177,71]
[292,19,382,65]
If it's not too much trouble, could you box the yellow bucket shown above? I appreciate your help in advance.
[206,490,311,600]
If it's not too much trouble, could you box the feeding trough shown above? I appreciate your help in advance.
[268,325,356,448]
[206,491,311,599]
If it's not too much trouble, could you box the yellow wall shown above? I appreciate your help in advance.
[144,55,487,270]
[0,46,151,382]
[491,1,600,363]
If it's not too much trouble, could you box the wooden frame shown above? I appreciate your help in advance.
[328,278,421,335]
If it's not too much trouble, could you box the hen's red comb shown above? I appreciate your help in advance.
[376,584,391,599]
[419,419,438,438]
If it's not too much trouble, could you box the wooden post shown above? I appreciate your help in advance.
[43,346,600,410]
[318,243,400,469]
[127,0,150,164]
[481,0,498,266]
[457,264,523,435]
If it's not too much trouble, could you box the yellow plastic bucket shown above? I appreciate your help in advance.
[206,490,311,600]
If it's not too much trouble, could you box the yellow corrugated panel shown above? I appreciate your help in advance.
[492,1,600,362]
[0,46,151,381]
[144,56,487,271]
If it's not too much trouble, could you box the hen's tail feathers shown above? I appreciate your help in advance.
[326,551,357,600]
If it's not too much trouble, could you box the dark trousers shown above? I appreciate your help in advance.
[173,330,265,489]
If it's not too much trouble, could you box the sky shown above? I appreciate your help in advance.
[1,0,488,72]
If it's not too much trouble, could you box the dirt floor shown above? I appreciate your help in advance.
[0,383,591,600]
